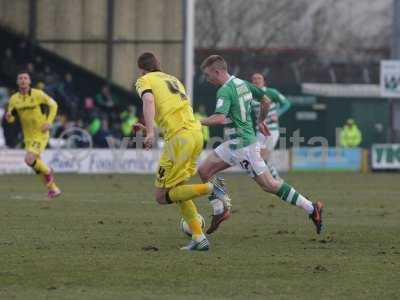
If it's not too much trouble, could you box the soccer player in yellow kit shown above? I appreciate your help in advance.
[135,52,229,251]
[5,71,61,199]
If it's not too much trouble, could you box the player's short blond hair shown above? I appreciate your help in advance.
[200,55,228,71]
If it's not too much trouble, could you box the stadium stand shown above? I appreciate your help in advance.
[0,26,141,149]
[0,28,388,149]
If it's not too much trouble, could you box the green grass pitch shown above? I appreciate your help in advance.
[0,172,399,299]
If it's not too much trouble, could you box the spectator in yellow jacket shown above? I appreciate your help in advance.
[340,118,362,148]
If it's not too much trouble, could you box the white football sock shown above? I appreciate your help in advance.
[296,195,314,214]
[193,233,206,242]
[210,198,224,215]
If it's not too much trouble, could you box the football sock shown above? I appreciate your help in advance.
[189,220,204,241]
[31,159,59,190]
[47,181,59,191]
[276,182,314,214]
[31,159,50,175]
[177,200,198,222]
[168,183,213,203]
[265,160,279,179]
[208,194,224,215]
[177,200,204,239]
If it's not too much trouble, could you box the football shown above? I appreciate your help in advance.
[179,214,206,237]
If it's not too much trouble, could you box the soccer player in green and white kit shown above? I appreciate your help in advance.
[197,55,324,235]
[251,73,291,179]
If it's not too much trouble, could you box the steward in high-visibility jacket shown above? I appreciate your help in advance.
[340,118,362,148]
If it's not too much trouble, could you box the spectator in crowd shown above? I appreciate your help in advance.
[0,87,9,107]
[52,114,69,138]
[43,65,59,89]
[1,37,143,149]
[1,48,18,80]
[87,114,101,140]
[1,106,21,148]
[95,84,119,112]
[15,41,30,65]
[82,97,99,126]
[194,104,209,147]
[26,62,38,84]
[84,98,115,147]
[36,81,46,91]
[340,118,362,148]
[59,73,80,120]
[120,105,138,137]
[91,117,113,148]
[34,55,45,73]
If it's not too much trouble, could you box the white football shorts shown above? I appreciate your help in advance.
[257,130,279,151]
[214,141,268,177]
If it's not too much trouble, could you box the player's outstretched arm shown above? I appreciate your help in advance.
[265,88,291,117]
[200,113,226,126]
[277,96,291,117]
[205,89,231,126]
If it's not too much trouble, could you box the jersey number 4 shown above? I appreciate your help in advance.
[165,80,188,101]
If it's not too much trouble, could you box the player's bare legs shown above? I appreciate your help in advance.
[260,148,270,162]
[24,151,61,199]
[151,153,230,251]
[198,151,232,234]
[252,167,282,193]
[152,179,228,251]
[24,151,38,167]
[198,151,231,183]
[260,147,280,179]
[253,170,324,234]
[154,184,208,250]
[153,181,228,206]
[152,182,209,250]
[197,151,232,212]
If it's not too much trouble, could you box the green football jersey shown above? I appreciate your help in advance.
[215,76,265,149]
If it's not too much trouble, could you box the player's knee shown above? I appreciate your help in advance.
[270,179,282,193]
[198,165,211,182]
[260,176,281,193]
[261,150,269,161]
[155,196,167,205]
[24,155,35,166]
[197,167,206,181]
[260,183,274,193]
[155,190,169,205]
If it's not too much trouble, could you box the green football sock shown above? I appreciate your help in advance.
[276,182,314,214]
